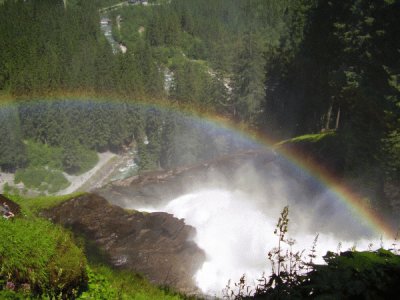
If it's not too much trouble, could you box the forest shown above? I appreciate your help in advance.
[1,0,400,298]
[0,0,399,206]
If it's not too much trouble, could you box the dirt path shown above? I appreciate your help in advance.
[57,152,118,195]
[0,151,129,195]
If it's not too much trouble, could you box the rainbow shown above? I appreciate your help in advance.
[189,115,397,239]
[0,95,396,239]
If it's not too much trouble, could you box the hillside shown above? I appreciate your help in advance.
[0,193,193,299]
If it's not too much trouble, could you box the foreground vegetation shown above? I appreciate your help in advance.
[1,195,400,299]
[225,207,400,300]
[0,194,188,299]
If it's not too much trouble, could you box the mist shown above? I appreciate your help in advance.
[121,158,386,295]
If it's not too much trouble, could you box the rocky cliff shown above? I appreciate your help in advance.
[42,193,205,292]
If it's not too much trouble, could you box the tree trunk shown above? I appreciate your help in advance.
[325,101,333,130]
[335,106,341,130]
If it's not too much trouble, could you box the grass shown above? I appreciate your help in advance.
[0,217,87,297]
[1,193,192,299]
[80,265,187,300]
[275,131,336,146]
[7,192,85,216]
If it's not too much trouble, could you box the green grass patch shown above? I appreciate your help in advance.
[324,248,400,272]
[0,194,193,299]
[7,193,84,216]
[276,131,336,146]
[0,217,87,297]
[80,265,186,300]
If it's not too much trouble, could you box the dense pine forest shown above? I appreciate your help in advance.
[1,0,399,202]
[1,0,400,299]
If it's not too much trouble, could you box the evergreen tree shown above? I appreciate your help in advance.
[0,106,27,171]
[231,32,266,125]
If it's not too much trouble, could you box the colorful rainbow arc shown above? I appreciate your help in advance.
[1,95,396,239]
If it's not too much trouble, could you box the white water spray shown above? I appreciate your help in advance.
[154,189,384,295]
[123,162,387,295]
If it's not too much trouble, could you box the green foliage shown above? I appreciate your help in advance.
[278,132,335,145]
[25,140,63,170]
[231,32,266,124]
[78,266,118,300]
[62,142,99,175]
[264,0,400,197]
[7,193,85,216]
[247,248,400,300]
[14,167,70,193]
[277,131,346,176]
[296,249,400,299]
[383,130,400,180]
[0,217,87,297]
[0,105,26,171]
[230,206,400,300]
[79,265,184,300]
[0,194,187,299]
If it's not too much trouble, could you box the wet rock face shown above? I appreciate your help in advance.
[42,193,205,292]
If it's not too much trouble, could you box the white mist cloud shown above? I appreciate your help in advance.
[121,160,388,295]
[160,189,384,295]
[163,190,274,294]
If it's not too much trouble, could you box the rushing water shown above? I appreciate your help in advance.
[145,189,384,295]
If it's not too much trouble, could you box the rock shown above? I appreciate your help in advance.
[0,194,21,217]
[97,149,277,209]
[42,193,205,292]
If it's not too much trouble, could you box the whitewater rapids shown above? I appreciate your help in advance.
[138,189,384,295]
